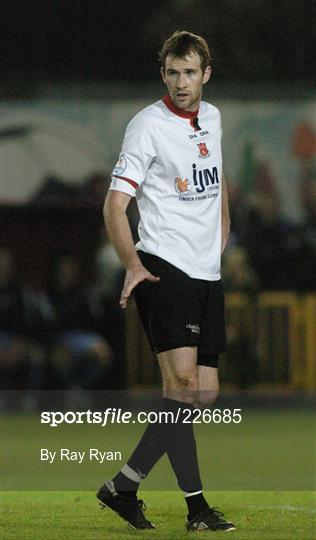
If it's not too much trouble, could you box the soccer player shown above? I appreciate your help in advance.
[97,31,235,532]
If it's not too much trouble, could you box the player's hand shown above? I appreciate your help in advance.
[221,218,231,254]
[120,264,160,309]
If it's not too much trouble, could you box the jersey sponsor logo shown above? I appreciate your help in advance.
[113,153,127,176]
[175,176,192,194]
[197,142,210,158]
[175,163,219,201]
[175,164,219,200]
[192,163,219,193]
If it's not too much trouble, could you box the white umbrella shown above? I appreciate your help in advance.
[0,109,108,203]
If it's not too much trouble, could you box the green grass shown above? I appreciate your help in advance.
[1,410,315,490]
[1,410,316,538]
[1,490,316,539]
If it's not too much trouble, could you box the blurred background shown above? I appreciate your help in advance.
[0,0,315,406]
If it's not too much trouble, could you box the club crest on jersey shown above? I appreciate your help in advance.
[113,153,127,175]
[197,142,210,158]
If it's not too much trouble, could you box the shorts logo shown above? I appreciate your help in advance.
[197,142,210,158]
[186,323,200,334]
[113,153,127,175]
[175,176,192,194]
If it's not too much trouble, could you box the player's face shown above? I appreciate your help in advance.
[161,53,211,112]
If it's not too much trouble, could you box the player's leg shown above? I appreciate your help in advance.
[109,253,202,486]
[107,347,201,495]
[158,345,198,402]
[96,349,201,530]
[183,282,235,531]
[195,279,224,409]
[96,346,199,530]
[108,345,199,498]
[99,258,167,502]
[195,365,219,408]
[96,254,173,528]
[97,258,233,530]
[158,348,235,532]
[157,346,206,502]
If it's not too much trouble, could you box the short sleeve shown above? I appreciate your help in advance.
[109,112,156,197]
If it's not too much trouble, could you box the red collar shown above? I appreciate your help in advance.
[162,94,199,119]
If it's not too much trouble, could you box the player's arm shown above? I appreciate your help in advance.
[103,190,160,309]
[221,174,231,254]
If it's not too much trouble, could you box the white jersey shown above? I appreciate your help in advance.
[110,95,223,280]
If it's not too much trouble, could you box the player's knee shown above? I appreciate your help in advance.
[195,387,219,408]
[171,370,199,391]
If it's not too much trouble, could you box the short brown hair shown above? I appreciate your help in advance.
[159,31,211,73]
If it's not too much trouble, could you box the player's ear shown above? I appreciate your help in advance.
[160,66,166,84]
[203,65,211,85]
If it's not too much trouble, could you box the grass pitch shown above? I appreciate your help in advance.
[2,409,315,491]
[1,409,316,538]
[2,490,316,539]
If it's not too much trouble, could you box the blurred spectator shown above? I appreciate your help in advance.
[230,153,316,290]
[31,175,80,203]
[222,246,259,294]
[31,171,110,206]
[291,124,316,289]
[222,246,258,388]
[47,254,112,389]
[95,228,123,301]
[94,229,126,387]
[241,193,299,290]
[80,171,110,204]
[254,163,279,199]
[0,247,47,392]
[296,161,316,290]
[227,183,250,243]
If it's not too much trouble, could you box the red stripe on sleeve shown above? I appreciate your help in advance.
[112,175,138,190]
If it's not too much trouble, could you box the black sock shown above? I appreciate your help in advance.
[185,492,209,519]
[162,398,203,493]
[127,413,166,477]
[112,471,139,496]
[112,398,203,496]
[112,402,167,496]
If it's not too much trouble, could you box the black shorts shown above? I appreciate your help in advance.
[133,252,226,368]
